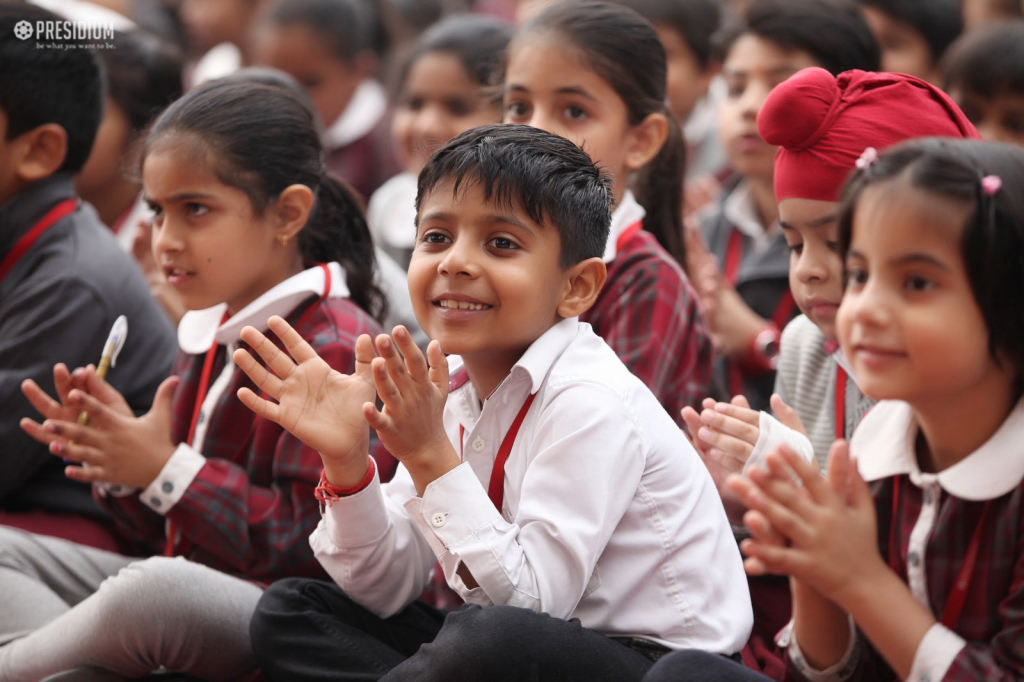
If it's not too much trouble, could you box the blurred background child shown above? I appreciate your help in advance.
[692,0,879,413]
[855,0,962,85]
[942,20,1024,149]
[180,0,266,85]
[368,14,512,270]
[253,0,400,200]
[960,0,1023,29]
[504,0,714,424]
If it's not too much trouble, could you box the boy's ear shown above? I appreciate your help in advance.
[273,183,316,242]
[624,111,669,173]
[557,257,607,319]
[15,124,68,183]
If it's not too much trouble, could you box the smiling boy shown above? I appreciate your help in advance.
[237,124,751,681]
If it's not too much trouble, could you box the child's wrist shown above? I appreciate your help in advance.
[831,555,893,615]
[322,448,371,489]
[402,441,461,497]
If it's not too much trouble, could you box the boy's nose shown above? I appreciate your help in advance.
[437,240,477,277]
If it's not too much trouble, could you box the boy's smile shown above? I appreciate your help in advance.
[408,179,574,396]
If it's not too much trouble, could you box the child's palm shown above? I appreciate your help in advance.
[234,316,376,462]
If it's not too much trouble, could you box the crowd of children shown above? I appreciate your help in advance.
[2,0,1024,679]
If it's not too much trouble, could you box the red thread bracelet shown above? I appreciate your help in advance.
[314,458,376,506]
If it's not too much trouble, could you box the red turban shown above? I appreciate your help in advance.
[758,68,980,202]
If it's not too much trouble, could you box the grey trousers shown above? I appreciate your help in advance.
[0,526,262,681]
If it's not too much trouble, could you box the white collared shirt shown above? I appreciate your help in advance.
[723,179,781,256]
[134,263,349,513]
[323,80,388,151]
[784,397,1024,682]
[602,190,647,263]
[311,318,753,652]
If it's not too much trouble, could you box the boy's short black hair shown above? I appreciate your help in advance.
[265,0,384,62]
[857,0,962,64]
[612,0,722,69]
[715,0,881,76]
[0,3,103,174]
[838,137,1024,386]
[416,124,613,268]
[942,21,1024,100]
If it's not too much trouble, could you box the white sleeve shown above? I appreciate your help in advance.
[310,464,437,619]
[139,443,207,513]
[906,623,965,682]
[407,384,646,618]
[744,412,815,474]
[778,617,861,682]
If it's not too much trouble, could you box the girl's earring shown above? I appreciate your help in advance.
[279,234,289,247]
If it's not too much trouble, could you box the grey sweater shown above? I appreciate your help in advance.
[0,173,177,517]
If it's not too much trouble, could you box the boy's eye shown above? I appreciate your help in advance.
[725,81,746,99]
[185,203,209,217]
[404,95,425,112]
[445,98,474,117]
[904,274,933,292]
[786,241,803,255]
[487,237,519,250]
[826,240,840,252]
[421,231,451,245]
[506,101,530,120]
[845,266,868,287]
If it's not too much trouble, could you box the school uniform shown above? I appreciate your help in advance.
[700,179,795,411]
[581,191,714,426]
[251,316,752,681]
[324,80,401,201]
[367,170,417,270]
[0,263,381,681]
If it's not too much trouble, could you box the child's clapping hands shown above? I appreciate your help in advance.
[234,316,460,494]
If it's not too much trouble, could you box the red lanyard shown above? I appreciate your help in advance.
[0,199,76,284]
[888,475,992,629]
[458,391,538,513]
[615,220,643,255]
[165,263,331,557]
[835,365,847,440]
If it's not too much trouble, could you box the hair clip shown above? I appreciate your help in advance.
[855,147,878,170]
[982,175,1002,196]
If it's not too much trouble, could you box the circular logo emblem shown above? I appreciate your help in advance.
[14,20,33,40]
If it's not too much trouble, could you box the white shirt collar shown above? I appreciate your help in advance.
[177,262,349,354]
[323,80,388,150]
[723,180,781,255]
[852,397,1024,500]
[602,191,646,263]
[830,347,857,382]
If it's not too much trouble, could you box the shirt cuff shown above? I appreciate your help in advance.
[94,482,138,497]
[745,412,815,474]
[140,443,206,515]
[907,623,965,682]
[317,467,393,549]
[779,616,860,682]
[406,462,501,556]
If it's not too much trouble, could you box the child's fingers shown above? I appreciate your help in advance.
[825,439,850,497]
[239,326,297,380]
[371,357,402,407]
[775,443,835,506]
[267,315,319,364]
[232,348,284,399]
[696,427,753,461]
[64,463,110,484]
[236,387,283,424]
[375,335,412,395]
[743,508,787,548]
[701,408,759,444]
[680,407,705,452]
[392,326,429,384]
[730,472,813,545]
[78,365,132,414]
[362,401,394,434]
[50,439,103,466]
[21,379,64,420]
[709,401,759,427]
[20,417,62,446]
[771,394,807,435]
[354,334,376,384]
[729,394,751,409]
[426,340,449,394]
[739,538,802,577]
[65,390,115,429]
[54,363,76,403]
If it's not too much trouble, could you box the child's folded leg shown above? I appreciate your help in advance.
[0,556,261,682]
[251,578,447,681]
[642,649,769,682]
[382,604,656,682]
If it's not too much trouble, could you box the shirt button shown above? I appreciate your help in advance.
[908,551,921,566]
[150,497,162,508]
[471,437,485,452]
[161,481,174,493]
[431,513,447,528]
[197,411,205,425]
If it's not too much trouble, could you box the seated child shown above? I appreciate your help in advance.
[694,0,879,411]
[0,3,177,551]
[368,14,512,270]
[503,1,713,423]
[3,78,385,680]
[942,20,1024,150]
[648,137,1024,682]
[242,123,753,681]
[856,0,961,85]
[682,67,980,660]
[253,0,400,200]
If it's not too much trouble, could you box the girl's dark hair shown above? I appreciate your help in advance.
[612,0,722,69]
[714,0,880,75]
[942,21,1024,100]
[857,0,962,65]
[144,79,387,322]
[516,1,687,269]
[400,15,512,96]
[265,0,384,62]
[99,30,184,134]
[838,138,1024,382]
